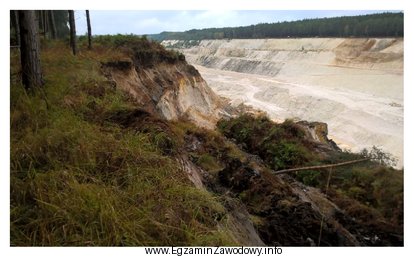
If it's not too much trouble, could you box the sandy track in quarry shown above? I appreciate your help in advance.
[194,64,404,168]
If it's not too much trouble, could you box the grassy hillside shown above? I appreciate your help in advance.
[10,36,403,246]
[10,39,236,246]
[218,114,403,228]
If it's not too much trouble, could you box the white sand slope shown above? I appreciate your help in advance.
[166,38,404,167]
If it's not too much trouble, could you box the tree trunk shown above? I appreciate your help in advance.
[49,10,57,39]
[38,11,43,33]
[11,10,20,46]
[43,10,49,39]
[68,10,77,55]
[18,10,43,89]
[86,10,92,50]
[39,10,46,38]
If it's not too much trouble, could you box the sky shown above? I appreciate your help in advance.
[74,10,398,35]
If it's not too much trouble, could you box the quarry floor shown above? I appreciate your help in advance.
[193,64,404,168]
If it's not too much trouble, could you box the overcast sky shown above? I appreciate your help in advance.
[74,10,398,35]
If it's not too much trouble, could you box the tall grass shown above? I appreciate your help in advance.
[10,43,236,246]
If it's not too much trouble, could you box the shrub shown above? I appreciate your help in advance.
[218,114,314,170]
[296,170,321,187]
[266,140,309,170]
[360,146,398,167]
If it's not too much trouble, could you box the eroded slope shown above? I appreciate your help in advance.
[164,38,404,167]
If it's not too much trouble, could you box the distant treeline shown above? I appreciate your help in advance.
[150,12,403,41]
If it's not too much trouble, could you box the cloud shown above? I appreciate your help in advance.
[198,11,243,28]
[132,17,163,30]
[75,10,398,35]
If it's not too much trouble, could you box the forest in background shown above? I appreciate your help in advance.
[150,12,403,41]
[10,10,70,45]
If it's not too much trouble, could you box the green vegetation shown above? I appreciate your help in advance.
[218,114,403,227]
[151,12,403,41]
[10,41,237,246]
[195,154,222,174]
[171,121,245,174]
[10,31,403,246]
[218,114,315,170]
[78,34,186,67]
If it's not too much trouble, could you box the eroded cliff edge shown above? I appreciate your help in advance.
[98,41,402,246]
[102,52,231,129]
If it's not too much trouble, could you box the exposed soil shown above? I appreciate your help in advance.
[179,128,403,246]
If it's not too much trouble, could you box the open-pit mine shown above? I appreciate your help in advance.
[164,38,404,167]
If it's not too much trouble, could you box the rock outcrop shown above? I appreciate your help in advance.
[296,121,341,153]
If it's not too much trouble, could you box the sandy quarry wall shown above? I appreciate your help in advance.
[103,59,229,130]
[163,38,404,167]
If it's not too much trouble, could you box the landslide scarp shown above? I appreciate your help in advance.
[101,41,232,129]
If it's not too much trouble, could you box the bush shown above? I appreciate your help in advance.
[218,114,314,170]
[266,140,309,170]
[296,170,321,187]
[360,146,398,167]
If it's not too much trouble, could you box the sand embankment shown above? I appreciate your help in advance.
[164,38,404,167]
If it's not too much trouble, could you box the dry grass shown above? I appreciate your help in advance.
[10,41,237,246]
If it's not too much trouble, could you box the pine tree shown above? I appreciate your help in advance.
[18,10,43,89]
[68,10,77,55]
[86,10,92,50]
[49,10,57,39]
